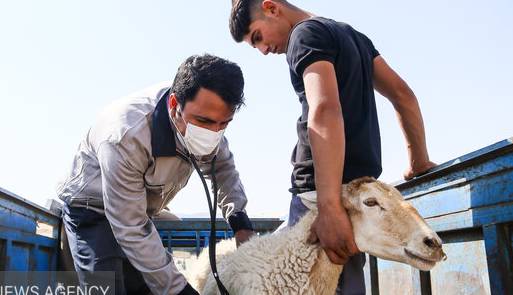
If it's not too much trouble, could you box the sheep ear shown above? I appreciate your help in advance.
[341,195,358,213]
[345,176,376,197]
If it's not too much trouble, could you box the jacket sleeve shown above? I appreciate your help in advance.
[199,137,253,232]
[97,142,188,295]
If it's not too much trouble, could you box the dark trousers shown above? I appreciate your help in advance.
[62,204,151,295]
[288,195,366,295]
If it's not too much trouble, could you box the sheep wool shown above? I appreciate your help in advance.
[193,210,342,295]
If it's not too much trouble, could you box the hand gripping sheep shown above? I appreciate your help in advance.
[187,177,447,295]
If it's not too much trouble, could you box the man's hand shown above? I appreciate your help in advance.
[235,229,255,247]
[404,160,437,180]
[307,205,359,265]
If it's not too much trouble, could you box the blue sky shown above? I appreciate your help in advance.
[0,0,512,217]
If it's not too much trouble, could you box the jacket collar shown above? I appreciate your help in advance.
[151,89,178,157]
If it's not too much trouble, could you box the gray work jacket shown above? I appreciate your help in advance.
[57,82,250,295]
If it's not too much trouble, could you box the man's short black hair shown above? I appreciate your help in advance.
[171,54,245,111]
[230,0,262,42]
[230,0,289,42]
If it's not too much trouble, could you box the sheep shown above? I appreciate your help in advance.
[187,177,446,295]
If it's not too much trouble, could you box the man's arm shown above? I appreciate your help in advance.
[303,60,359,265]
[373,56,436,179]
[98,143,198,295]
[200,137,254,246]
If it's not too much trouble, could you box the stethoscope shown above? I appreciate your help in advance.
[170,101,230,295]
[188,155,230,295]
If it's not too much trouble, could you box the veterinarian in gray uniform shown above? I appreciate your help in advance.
[58,54,254,295]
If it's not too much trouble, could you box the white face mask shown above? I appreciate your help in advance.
[170,106,225,157]
[183,123,225,156]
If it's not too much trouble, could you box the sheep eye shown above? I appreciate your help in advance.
[363,198,379,207]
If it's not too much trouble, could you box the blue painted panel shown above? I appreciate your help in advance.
[0,196,59,235]
[0,239,6,270]
[482,224,513,294]
[34,246,53,271]
[0,228,58,248]
[0,206,37,234]
[430,239,490,294]
[406,170,513,220]
[9,242,31,271]
[0,189,60,271]
[466,171,513,208]
[376,259,415,295]
[160,231,233,238]
[159,230,234,251]
[408,184,471,219]
[400,151,513,198]
[424,202,513,233]
[399,138,513,187]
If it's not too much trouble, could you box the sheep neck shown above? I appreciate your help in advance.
[291,210,344,294]
[292,185,358,294]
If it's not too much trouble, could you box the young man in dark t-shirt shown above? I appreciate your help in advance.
[229,1,436,293]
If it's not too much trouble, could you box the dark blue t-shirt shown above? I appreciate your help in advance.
[286,17,382,194]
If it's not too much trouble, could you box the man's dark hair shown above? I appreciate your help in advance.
[171,54,245,111]
[230,0,289,42]
[230,0,262,42]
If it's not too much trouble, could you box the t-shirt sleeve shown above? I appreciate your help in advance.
[354,29,380,58]
[286,20,337,77]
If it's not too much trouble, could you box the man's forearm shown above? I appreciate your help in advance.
[373,56,432,170]
[393,93,431,168]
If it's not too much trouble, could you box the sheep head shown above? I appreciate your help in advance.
[341,177,446,271]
